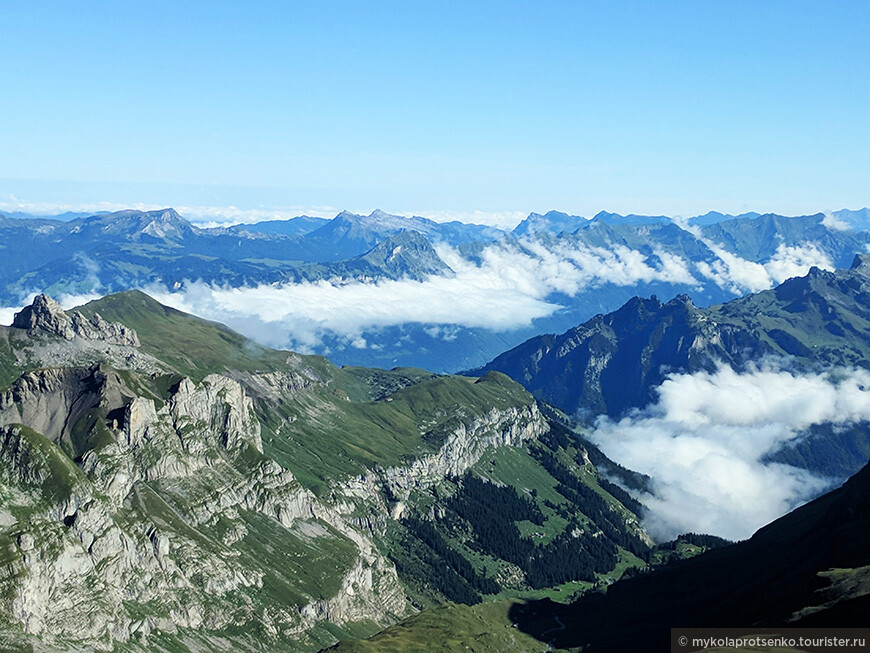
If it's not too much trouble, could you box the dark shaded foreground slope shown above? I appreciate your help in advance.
[510,460,870,652]
[324,460,870,652]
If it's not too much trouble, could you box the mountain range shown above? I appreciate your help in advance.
[475,254,870,418]
[2,206,870,651]
[472,255,870,487]
[3,207,870,373]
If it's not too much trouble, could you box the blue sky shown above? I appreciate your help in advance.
[2,1,868,224]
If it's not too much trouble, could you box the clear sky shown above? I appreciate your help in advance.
[2,1,868,225]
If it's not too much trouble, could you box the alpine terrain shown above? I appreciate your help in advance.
[0,290,654,652]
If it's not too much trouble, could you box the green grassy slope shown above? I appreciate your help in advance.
[374,413,652,613]
[324,601,548,653]
[77,290,338,380]
[0,290,662,652]
[254,370,536,491]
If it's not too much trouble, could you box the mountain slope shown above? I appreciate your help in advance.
[474,255,870,420]
[0,292,649,652]
[521,456,870,651]
[331,458,870,652]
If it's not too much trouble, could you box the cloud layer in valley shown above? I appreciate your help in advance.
[139,234,832,352]
[140,241,702,352]
[587,363,870,542]
[695,242,834,294]
[0,228,838,359]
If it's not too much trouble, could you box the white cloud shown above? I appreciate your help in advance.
[677,220,835,294]
[763,243,834,284]
[57,292,104,310]
[177,205,341,227]
[140,241,701,351]
[694,242,834,294]
[588,363,870,541]
[142,255,561,352]
[0,306,20,327]
[822,211,851,231]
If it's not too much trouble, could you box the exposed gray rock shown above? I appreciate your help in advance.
[69,310,139,346]
[233,369,317,400]
[341,403,548,509]
[0,366,411,650]
[12,295,75,339]
[12,294,138,346]
[0,326,553,650]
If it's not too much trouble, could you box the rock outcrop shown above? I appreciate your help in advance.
[340,402,547,519]
[12,294,139,346]
[0,364,409,651]
[0,299,554,651]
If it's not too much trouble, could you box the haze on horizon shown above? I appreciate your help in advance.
[2,1,869,223]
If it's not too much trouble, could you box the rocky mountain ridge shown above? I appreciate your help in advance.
[0,292,643,652]
[475,254,870,418]
[13,293,139,346]
[4,207,870,373]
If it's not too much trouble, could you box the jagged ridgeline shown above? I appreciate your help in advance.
[476,254,870,420]
[0,290,649,652]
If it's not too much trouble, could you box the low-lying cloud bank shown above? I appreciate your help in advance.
[587,363,870,542]
[678,214,836,293]
[0,235,837,359]
[141,242,702,352]
[140,237,832,352]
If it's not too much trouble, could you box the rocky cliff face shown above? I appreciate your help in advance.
[0,366,411,651]
[0,294,555,652]
[341,403,547,519]
[13,294,139,346]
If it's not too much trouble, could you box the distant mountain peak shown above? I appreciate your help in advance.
[353,229,454,278]
[335,209,360,220]
[513,210,586,237]
[591,211,672,226]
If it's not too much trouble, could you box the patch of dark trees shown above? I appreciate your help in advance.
[403,516,500,599]
[660,532,731,550]
[532,447,650,561]
[389,523,491,605]
[446,475,619,588]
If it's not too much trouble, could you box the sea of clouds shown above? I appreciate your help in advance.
[587,362,870,542]
[137,241,702,352]
[0,235,835,354]
[132,237,832,353]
